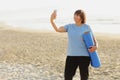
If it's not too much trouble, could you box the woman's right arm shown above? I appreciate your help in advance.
[50,10,66,32]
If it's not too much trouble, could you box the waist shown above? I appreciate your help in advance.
[66,56,91,62]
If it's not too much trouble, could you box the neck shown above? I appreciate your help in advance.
[75,22,82,26]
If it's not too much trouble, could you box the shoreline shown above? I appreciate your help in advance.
[94,32,120,39]
[0,26,120,39]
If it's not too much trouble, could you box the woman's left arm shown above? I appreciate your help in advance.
[88,35,98,53]
[88,25,98,53]
[93,36,98,48]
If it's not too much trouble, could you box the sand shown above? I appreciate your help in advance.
[0,26,119,80]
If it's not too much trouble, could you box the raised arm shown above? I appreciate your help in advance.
[50,10,66,32]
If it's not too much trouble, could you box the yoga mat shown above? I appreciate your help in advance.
[83,31,101,68]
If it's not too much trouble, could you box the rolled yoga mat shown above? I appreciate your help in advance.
[83,31,101,68]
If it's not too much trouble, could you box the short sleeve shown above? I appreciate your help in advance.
[64,24,70,32]
[87,25,94,36]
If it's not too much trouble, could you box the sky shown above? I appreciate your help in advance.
[0,0,120,17]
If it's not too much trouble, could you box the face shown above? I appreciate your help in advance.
[74,14,82,23]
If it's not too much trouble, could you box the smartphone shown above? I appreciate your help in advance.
[54,10,57,14]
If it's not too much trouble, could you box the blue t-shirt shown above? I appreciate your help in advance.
[64,23,94,56]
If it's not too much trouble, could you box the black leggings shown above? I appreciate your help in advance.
[64,56,91,80]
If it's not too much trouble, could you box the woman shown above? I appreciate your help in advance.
[50,9,98,80]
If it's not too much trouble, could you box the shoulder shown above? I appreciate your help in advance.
[64,23,74,28]
[83,24,91,30]
[64,23,73,31]
[65,23,74,26]
[83,24,93,32]
[83,24,90,28]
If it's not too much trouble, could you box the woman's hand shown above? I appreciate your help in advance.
[88,46,97,53]
[50,10,57,21]
[50,10,66,32]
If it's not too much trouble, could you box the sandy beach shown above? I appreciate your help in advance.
[0,26,119,80]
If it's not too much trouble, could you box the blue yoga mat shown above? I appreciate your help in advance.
[83,31,101,68]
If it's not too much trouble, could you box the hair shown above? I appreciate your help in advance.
[74,10,86,23]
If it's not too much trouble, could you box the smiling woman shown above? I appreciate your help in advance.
[50,9,98,80]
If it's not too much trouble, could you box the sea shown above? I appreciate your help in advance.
[0,10,120,34]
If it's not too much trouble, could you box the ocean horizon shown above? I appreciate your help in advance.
[0,16,120,34]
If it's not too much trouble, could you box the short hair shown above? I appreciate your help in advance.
[74,10,86,23]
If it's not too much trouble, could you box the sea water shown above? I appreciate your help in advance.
[0,10,120,34]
